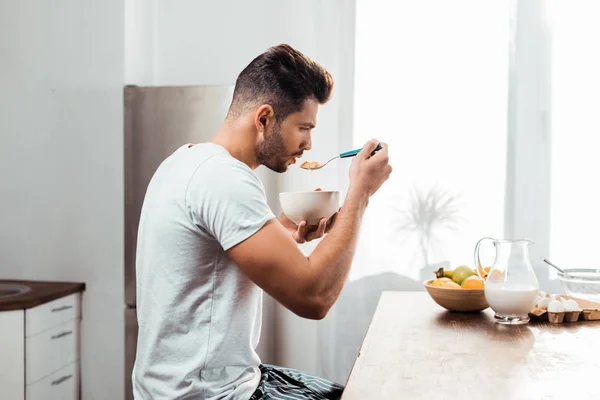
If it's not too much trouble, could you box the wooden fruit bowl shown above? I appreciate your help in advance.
[424,279,489,313]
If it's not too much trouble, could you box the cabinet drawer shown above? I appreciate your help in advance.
[26,319,79,384]
[27,361,79,400]
[26,293,80,337]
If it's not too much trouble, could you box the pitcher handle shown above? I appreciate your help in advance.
[474,237,495,280]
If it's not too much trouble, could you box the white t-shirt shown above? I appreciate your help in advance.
[132,143,275,400]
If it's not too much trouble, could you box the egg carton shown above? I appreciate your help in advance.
[529,295,600,324]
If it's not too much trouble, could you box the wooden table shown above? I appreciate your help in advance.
[342,292,600,400]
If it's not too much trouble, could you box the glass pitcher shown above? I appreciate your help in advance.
[474,238,540,325]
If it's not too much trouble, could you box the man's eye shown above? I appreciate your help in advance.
[300,127,310,132]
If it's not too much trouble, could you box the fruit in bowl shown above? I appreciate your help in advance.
[424,266,489,312]
[279,190,341,226]
[430,277,460,289]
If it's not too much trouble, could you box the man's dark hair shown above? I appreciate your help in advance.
[229,44,334,122]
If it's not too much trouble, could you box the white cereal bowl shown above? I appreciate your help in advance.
[279,190,341,226]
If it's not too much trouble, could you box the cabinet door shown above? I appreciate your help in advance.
[26,293,80,337]
[26,361,78,400]
[26,319,79,384]
[0,310,25,400]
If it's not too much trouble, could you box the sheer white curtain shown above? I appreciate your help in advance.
[549,1,600,274]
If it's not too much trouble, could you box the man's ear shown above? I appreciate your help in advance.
[254,104,275,138]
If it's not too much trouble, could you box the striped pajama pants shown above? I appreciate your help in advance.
[249,364,344,400]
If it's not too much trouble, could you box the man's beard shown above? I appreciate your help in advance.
[256,123,291,173]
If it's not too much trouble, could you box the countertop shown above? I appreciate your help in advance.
[342,291,600,400]
[0,279,85,312]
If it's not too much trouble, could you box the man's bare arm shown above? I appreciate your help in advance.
[227,140,391,319]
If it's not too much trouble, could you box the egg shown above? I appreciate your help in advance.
[565,299,580,312]
[548,300,565,313]
[560,297,568,305]
[549,294,557,301]
[537,297,551,309]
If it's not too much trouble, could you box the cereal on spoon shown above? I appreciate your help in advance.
[300,161,322,170]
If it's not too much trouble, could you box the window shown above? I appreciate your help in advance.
[549,1,600,274]
[321,0,600,385]
[352,0,510,284]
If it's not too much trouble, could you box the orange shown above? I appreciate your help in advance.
[476,266,492,280]
[461,275,484,289]
[431,277,452,287]
[477,265,492,276]
[488,269,505,282]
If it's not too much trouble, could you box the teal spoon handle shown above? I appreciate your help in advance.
[339,143,382,158]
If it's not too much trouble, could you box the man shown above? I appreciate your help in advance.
[133,44,392,399]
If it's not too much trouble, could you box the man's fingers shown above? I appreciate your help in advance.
[317,218,327,236]
[361,139,380,159]
[291,221,306,243]
[298,221,307,238]
[307,218,327,241]
[375,142,388,156]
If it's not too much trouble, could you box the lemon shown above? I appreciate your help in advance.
[443,281,461,289]
[452,265,475,285]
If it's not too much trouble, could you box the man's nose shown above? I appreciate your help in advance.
[302,137,312,151]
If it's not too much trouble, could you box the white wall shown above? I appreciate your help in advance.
[0,0,354,398]
[126,0,355,377]
[0,2,124,400]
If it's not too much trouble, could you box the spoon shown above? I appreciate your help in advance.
[542,258,565,274]
[300,144,383,170]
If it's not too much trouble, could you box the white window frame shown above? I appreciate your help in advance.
[505,0,562,292]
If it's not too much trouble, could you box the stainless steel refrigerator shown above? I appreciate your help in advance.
[124,85,234,400]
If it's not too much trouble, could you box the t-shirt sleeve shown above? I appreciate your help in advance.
[186,156,276,251]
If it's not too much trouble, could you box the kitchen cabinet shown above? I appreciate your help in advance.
[0,282,84,400]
